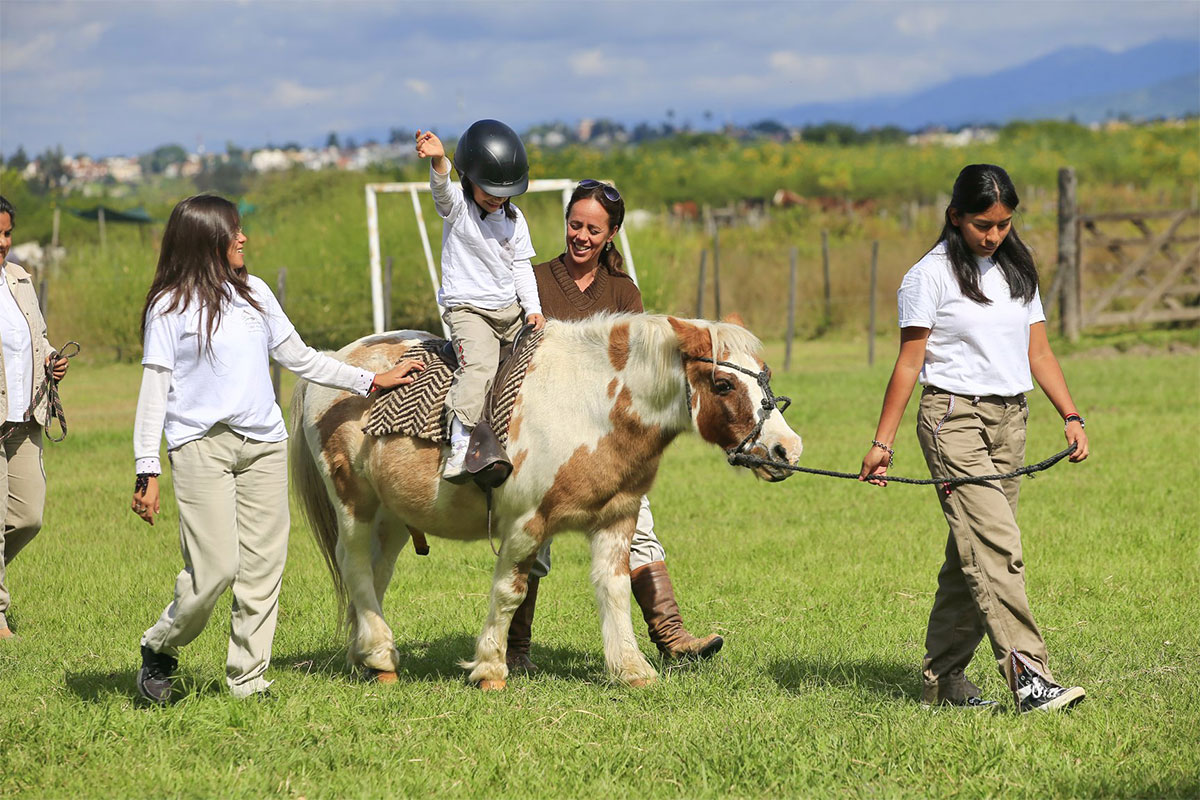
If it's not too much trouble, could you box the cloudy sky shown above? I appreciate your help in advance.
[1,0,1197,159]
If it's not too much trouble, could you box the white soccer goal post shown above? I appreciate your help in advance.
[365,179,637,336]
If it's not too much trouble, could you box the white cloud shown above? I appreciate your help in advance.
[267,79,335,109]
[570,48,609,77]
[405,78,432,96]
[894,7,950,37]
[0,31,56,71]
[769,51,837,80]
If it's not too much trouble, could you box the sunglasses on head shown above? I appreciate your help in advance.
[578,179,621,203]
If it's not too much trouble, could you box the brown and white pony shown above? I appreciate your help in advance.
[289,314,803,689]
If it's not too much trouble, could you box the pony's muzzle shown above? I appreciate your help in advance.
[747,435,802,482]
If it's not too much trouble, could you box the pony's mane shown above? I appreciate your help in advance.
[546,313,763,379]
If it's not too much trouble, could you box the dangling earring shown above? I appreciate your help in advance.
[605,241,612,251]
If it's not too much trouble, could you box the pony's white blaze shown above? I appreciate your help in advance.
[290,315,803,688]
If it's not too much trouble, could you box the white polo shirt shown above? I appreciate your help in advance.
[898,241,1045,397]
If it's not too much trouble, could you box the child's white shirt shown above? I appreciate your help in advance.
[897,241,1045,397]
[134,275,373,474]
[430,164,540,314]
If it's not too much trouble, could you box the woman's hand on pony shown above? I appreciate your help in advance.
[372,359,426,392]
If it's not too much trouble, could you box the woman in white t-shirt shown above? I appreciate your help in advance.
[129,195,423,704]
[859,165,1089,714]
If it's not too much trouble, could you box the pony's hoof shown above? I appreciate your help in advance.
[628,678,655,688]
[478,679,507,691]
[368,669,398,684]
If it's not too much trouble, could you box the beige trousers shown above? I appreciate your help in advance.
[531,495,666,578]
[141,425,289,697]
[443,302,525,428]
[0,421,45,630]
[917,387,1050,691]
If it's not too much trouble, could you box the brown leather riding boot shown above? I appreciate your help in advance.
[506,575,539,674]
[629,561,723,660]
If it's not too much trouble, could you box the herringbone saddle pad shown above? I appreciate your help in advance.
[362,329,543,446]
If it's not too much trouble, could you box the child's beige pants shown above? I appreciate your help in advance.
[443,302,524,428]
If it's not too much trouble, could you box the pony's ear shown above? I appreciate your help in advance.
[668,316,713,359]
[722,312,747,328]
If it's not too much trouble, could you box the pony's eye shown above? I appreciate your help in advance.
[713,379,734,395]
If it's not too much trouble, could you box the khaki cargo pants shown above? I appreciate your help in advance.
[916,387,1052,699]
[141,425,289,698]
[443,302,525,428]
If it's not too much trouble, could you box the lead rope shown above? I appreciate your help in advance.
[2,340,80,444]
[682,354,1074,490]
[729,442,1077,491]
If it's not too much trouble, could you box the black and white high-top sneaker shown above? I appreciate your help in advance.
[1011,651,1086,713]
[137,644,179,706]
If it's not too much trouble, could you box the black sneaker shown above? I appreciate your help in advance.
[137,645,178,706]
[921,670,998,708]
[1011,652,1085,713]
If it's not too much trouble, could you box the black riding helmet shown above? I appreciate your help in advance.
[454,119,529,198]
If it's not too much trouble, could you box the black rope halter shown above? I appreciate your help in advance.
[682,355,791,459]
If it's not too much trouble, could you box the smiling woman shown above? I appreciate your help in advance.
[505,179,729,675]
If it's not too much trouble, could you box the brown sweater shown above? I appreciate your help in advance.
[532,254,643,322]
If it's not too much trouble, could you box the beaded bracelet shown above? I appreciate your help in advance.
[871,440,895,466]
[1063,414,1086,429]
[134,473,157,494]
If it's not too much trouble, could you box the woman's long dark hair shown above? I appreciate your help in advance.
[460,174,517,221]
[140,195,264,351]
[566,181,626,274]
[937,164,1038,304]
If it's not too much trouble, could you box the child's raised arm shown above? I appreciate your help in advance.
[415,129,449,174]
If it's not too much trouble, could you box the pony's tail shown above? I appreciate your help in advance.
[288,380,351,631]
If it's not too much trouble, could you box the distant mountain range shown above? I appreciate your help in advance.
[746,38,1199,129]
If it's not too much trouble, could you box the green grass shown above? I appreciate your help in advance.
[0,342,1197,798]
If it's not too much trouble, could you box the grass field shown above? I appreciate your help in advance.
[0,335,1197,799]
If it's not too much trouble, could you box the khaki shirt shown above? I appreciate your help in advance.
[0,262,53,426]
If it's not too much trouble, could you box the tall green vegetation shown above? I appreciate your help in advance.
[4,120,1195,358]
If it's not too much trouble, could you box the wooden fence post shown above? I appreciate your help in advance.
[695,249,707,318]
[98,207,107,253]
[1057,167,1081,341]
[383,256,393,331]
[712,227,722,319]
[868,241,878,367]
[821,229,831,328]
[273,267,287,404]
[51,208,60,248]
[38,278,48,322]
[784,246,797,371]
